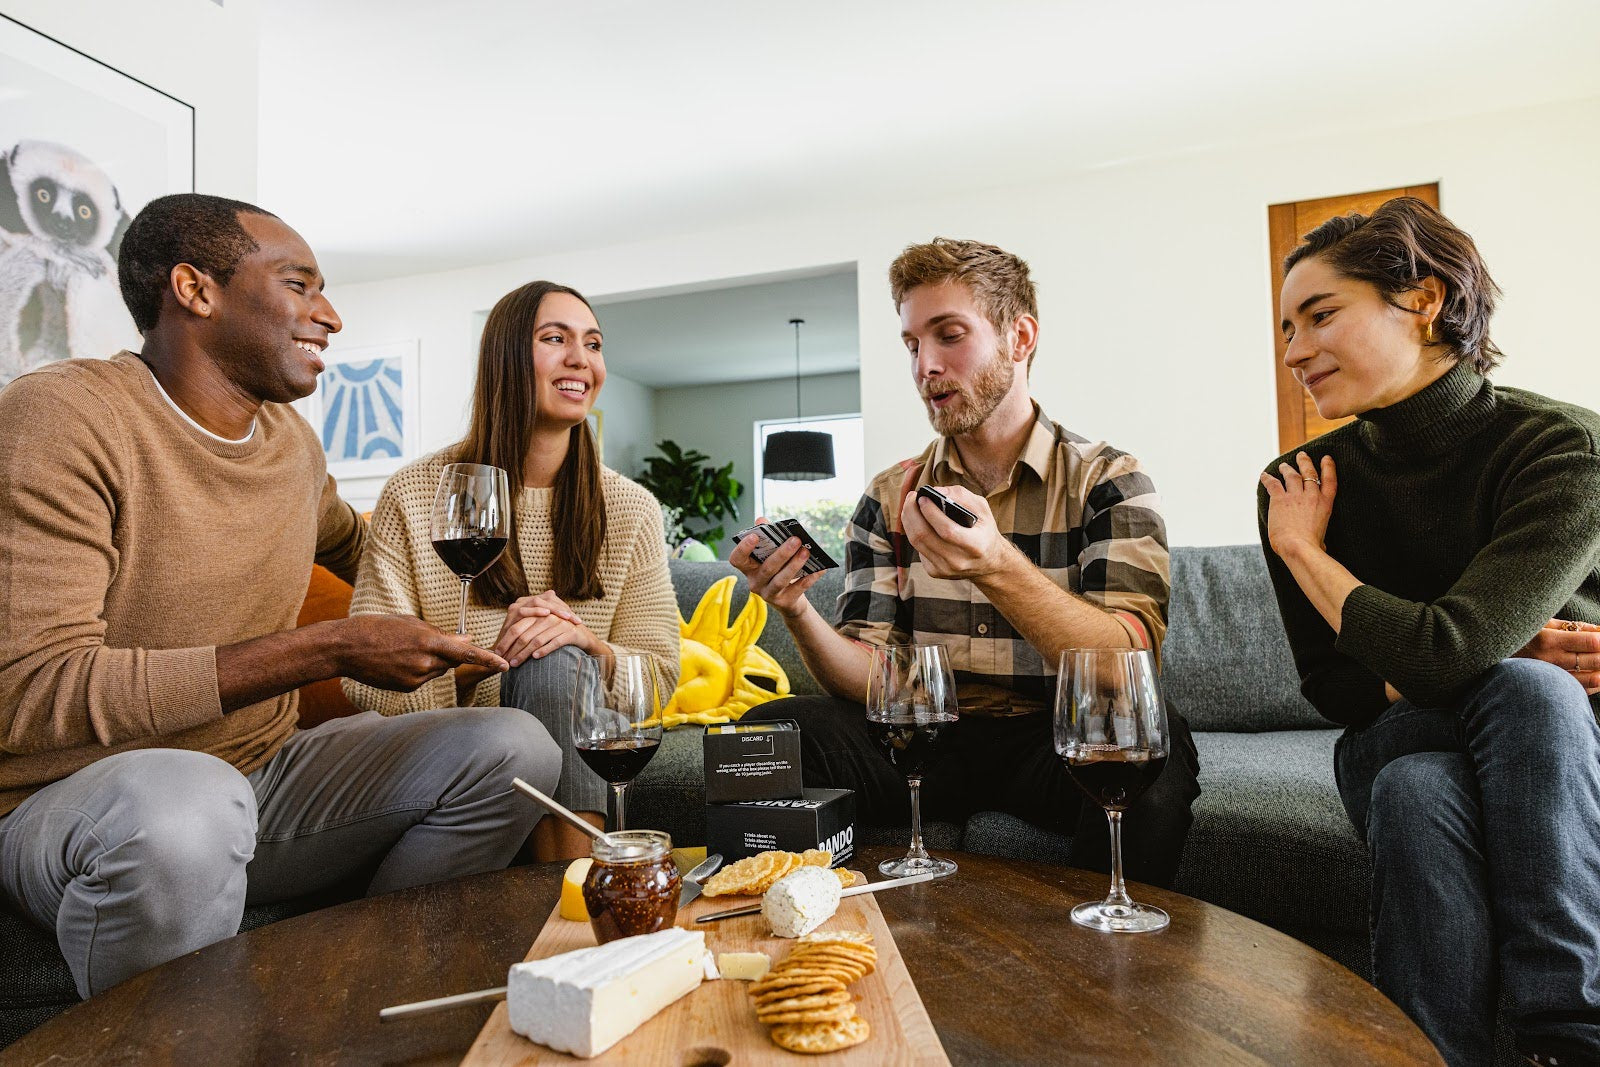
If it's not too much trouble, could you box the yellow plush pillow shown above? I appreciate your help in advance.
[661,576,790,728]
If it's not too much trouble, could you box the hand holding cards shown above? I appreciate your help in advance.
[734,519,840,576]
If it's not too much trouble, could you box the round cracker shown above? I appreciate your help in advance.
[751,971,845,991]
[799,929,873,944]
[760,1002,860,1026]
[769,1014,871,1054]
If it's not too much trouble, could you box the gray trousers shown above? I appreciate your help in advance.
[499,647,609,814]
[0,706,561,998]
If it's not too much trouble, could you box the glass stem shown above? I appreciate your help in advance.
[1104,808,1133,908]
[456,577,471,635]
[612,782,627,833]
[906,776,930,861]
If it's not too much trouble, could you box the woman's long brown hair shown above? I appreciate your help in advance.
[457,281,607,605]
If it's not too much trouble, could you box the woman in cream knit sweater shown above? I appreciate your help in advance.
[345,281,679,858]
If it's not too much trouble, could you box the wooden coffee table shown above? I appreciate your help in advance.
[1,847,1440,1065]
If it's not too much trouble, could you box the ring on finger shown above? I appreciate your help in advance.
[1303,475,1320,485]
[1574,651,1583,672]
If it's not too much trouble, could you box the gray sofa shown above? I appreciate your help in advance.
[1,544,1368,1048]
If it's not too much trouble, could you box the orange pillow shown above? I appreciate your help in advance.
[294,565,360,727]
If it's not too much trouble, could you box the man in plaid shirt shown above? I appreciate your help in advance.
[736,238,1199,887]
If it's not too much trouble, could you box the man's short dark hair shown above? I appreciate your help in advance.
[117,193,277,333]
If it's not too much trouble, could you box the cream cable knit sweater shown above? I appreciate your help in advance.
[343,451,680,714]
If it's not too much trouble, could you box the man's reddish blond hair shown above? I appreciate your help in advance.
[888,237,1039,366]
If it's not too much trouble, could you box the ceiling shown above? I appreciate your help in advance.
[258,1,1600,286]
[590,267,859,388]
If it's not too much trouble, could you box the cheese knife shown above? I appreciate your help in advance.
[679,853,723,908]
[694,867,952,923]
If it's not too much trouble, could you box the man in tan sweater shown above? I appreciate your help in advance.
[0,194,561,998]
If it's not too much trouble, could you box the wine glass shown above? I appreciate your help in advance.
[571,652,663,832]
[867,643,959,878]
[1054,647,1170,933]
[430,463,511,634]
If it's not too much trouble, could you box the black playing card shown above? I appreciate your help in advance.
[732,518,839,574]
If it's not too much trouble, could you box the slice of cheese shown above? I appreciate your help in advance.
[559,858,593,921]
[717,951,770,981]
[507,928,705,1058]
[762,865,842,938]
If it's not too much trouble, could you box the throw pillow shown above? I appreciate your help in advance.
[661,576,790,727]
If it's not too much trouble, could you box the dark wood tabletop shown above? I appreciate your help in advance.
[1,847,1441,1066]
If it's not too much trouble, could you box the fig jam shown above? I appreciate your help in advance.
[582,830,680,944]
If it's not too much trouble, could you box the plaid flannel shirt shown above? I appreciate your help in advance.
[835,404,1169,716]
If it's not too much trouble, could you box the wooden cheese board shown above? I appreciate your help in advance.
[461,874,949,1065]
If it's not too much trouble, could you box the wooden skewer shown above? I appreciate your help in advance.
[380,985,506,1021]
[511,777,610,843]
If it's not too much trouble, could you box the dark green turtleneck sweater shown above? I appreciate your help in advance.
[1259,359,1600,729]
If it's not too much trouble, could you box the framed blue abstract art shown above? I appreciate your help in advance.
[299,339,421,479]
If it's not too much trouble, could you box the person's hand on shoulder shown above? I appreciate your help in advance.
[334,614,508,691]
[494,590,601,666]
[1260,452,1337,560]
[729,515,826,620]
[1516,618,1600,695]
[901,486,1009,580]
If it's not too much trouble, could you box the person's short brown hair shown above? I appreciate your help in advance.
[889,238,1039,365]
[1284,197,1503,374]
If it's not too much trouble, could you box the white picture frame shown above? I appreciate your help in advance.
[0,14,194,383]
[296,339,422,480]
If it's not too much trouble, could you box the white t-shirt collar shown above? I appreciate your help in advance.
[144,360,256,444]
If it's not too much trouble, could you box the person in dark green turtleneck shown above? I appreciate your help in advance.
[1258,197,1600,1067]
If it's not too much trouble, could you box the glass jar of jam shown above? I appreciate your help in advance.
[582,830,681,944]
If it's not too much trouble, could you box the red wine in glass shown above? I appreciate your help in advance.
[1065,748,1168,811]
[1054,647,1172,933]
[869,713,956,777]
[575,737,661,785]
[867,644,959,878]
[571,653,663,832]
[431,535,509,579]
[430,463,511,634]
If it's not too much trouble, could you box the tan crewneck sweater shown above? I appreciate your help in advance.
[0,354,365,816]
[343,451,679,714]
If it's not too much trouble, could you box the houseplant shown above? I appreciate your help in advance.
[635,440,742,551]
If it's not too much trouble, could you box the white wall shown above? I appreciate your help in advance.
[326,95,1600,546]
[3,0,260,200]
[596,370,653,478]
[653,371,860,539]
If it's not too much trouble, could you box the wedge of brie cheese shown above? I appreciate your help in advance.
[762,865,842,938]
[507,928,705,1058]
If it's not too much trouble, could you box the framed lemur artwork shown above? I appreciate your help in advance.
[0,14,194,386]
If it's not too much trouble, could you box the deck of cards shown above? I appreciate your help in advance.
[733,519,840,576]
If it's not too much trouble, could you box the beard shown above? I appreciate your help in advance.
[923,341,1015,436]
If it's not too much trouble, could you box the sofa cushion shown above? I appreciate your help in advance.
[294,565,361,727]
[1165,546,1327,732]
[961,729,1368,944]
[668,562,843,699]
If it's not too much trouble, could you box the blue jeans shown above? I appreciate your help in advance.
[499,646,609,814]
[1335,659,1600,1066]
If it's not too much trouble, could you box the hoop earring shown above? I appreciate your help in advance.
[1423,321,1435,344]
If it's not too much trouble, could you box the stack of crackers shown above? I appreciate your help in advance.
[701,849,858,897]
[748,931,877,1054]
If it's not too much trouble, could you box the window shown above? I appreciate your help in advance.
[753,414,864,562]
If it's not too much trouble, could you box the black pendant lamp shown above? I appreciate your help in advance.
[762,317,836,481]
